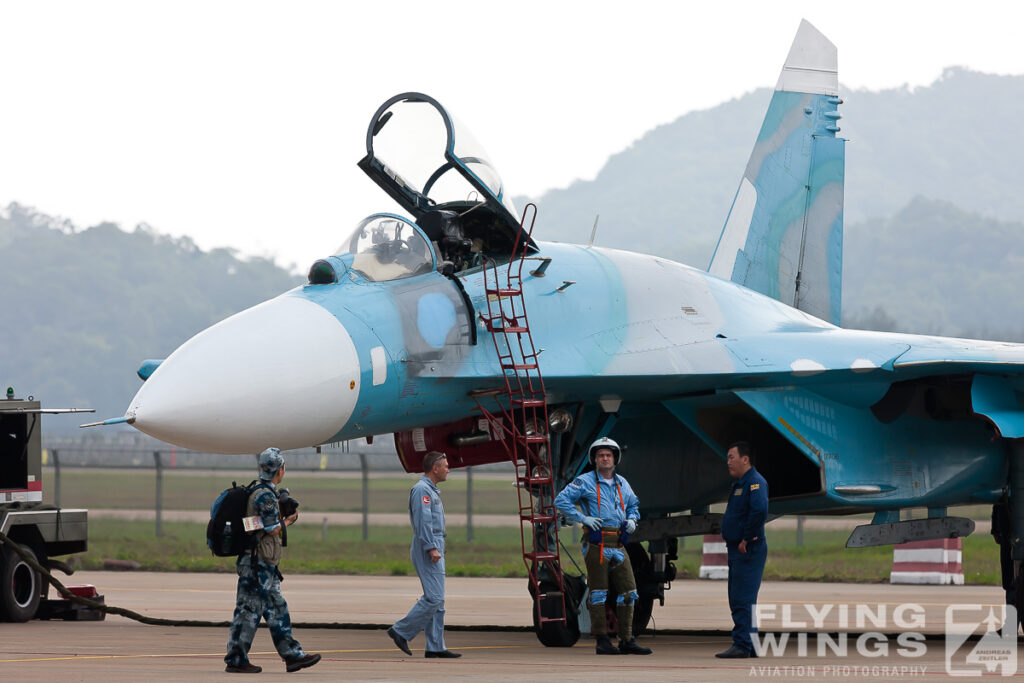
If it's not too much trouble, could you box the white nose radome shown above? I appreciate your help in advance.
[128,295,360,453]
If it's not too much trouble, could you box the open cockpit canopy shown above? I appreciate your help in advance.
[357,93,536,266]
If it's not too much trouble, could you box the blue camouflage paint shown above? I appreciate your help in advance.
[289,240,633,440]
[734,386,1007,512]
[711,89,845,325]
[416,292,457,348]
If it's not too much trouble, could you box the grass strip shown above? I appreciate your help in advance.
[76,519,1001,584]
[43,469,520,514]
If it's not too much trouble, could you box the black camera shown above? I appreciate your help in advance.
[277,488,300,518]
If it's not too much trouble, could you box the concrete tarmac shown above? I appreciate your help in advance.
[0,572,1016,681]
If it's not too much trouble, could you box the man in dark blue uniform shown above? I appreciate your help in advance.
[991,501,1021,635]
[716,441,769,659]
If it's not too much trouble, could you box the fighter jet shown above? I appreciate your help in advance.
[93,21,1024,644]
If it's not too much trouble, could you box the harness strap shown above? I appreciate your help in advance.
[244,480,271,571]
[594,472,626,564]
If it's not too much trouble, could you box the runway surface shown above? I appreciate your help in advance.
[0,573,1015,681]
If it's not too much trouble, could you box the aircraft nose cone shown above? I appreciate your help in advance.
[128,296,360,453]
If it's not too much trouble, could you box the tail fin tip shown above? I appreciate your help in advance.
[776,19,838,96]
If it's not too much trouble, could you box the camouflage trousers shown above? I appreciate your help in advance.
[583,534,638,639]
[225,557,305,667]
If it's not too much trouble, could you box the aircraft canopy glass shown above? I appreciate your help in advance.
[341,215,434,282]
[357,93,535,255]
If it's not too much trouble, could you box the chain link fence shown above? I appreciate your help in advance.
[41,434,513,541]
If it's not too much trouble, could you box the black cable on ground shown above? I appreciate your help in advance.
[0,529,532,631]
[7,530,983,641]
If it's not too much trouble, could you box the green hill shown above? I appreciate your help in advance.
[844,197,1024,340]
[523,68,1024,269]
[0,203,302,430]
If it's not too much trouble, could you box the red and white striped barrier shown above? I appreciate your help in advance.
[890,538,963,585]
[699,534,729,579]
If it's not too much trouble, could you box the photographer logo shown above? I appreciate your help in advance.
[945,605,1017,676]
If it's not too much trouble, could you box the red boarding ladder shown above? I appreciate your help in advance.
[472,203,567,628]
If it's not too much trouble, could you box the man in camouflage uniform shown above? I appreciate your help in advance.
[224,448,321,674]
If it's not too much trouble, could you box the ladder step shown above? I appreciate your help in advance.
[524,551,560,562]
[482,319,528,333]
[519,434,548,443]
[522,513,556,524]
[487,327,529,335]
[512,398,545,407]
[538,616,567,624]
[517,475,553,486]
[538,591,563,599]
[503,363,538,370]
[487,288,521,296]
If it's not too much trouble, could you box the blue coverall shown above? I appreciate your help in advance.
[554,472,640,565]
[555,472,641,637]
[720,466,769,654]
[392,475,448,652]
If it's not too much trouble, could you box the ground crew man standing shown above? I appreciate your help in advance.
[388,451,461,658]
[991,500,1021,635]
[716,441,769,659]
[554,437,652,655]
[225,447,321,674]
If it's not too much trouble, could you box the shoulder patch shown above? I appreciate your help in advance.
[733,488,743,496]
[750,483,760,491]
[422,495,431,505]
[570,479,583,488]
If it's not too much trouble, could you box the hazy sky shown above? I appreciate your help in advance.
[3,1,1023,270]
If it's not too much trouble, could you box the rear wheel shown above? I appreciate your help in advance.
[633,595,655,635]
[0,543,42,622]
[530,573,583,647]
[628,541,656,634]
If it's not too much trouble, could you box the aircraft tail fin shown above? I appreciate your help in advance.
[708,20,845,325]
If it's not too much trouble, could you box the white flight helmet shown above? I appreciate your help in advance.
[588,437,621,466]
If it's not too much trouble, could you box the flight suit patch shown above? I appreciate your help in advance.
[750,484,760,491]
[733,488,743,496]
[422,495,431,505]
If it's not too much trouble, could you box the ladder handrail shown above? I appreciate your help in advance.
[473,203,568,627]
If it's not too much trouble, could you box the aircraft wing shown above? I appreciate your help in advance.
[718,330,1024,385]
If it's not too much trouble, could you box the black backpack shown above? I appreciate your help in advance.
[207,480,267,557]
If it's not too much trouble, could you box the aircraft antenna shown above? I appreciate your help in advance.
[588,214,600,247]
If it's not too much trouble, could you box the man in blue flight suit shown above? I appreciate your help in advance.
[554,437,652,655]
[388,451,462,658]
[716,441,769,659]
[991,500,1021,635]
[225,447,321,673]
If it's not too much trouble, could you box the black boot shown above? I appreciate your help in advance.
[715,645,752,658]
[595,635,621,655]
[619,638,652,655]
